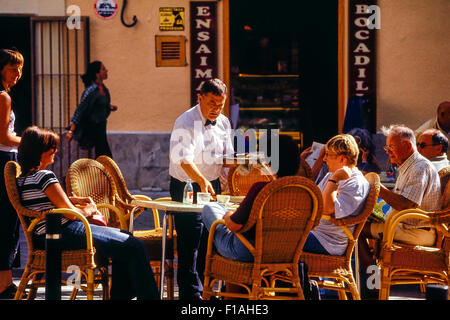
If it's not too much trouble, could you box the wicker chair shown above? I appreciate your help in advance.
[299,172,381,300]
[4,161,109,300]
[376,167,450,300]
[227,164,276,196]
[202,176,323,300]
[95,155,176,300]
[296,157,313,180]
[65,158,125,229]
[378,207,450,300]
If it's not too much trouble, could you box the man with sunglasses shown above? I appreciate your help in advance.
[417,129,450,172]
[416,101,450,159]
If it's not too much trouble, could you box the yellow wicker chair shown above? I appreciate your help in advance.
[227,164,276,196]
[4,161,109,300]
[202,176,323,300]
[65,158,125,229]
[378,207,450,300]
[296,157,313,180]
[95,155,176,300]
[299,172,381,300]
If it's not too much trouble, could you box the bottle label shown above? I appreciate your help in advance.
[184,191,194,204]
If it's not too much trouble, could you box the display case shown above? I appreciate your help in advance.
[231,74,302,146]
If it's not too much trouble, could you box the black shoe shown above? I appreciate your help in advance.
[0,284,17,300]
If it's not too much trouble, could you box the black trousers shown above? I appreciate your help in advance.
[86,120,112,159]
[0,151,20,270]
[170,176,221,300]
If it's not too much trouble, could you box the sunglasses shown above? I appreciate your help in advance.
[416,142,438,149]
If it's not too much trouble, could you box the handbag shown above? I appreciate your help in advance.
[87,214,108,227]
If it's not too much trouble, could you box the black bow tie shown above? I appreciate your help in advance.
[205,119,217,126]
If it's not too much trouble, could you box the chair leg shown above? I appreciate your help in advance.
[347,274,361,300]
[378,267,391,300]
[14,266,33,300]
[86,269,95,300]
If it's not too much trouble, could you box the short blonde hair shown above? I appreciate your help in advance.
[326,134,360,165]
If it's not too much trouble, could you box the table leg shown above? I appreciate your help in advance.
[160,212,168,299]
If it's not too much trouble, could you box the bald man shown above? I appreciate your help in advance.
[416,101,450,158]
[417,129,450,172]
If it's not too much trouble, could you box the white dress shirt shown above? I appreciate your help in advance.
[169,104,234,182]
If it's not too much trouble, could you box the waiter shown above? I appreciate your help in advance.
[169,78,234,300]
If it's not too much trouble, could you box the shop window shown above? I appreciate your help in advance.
[155,35,186,67]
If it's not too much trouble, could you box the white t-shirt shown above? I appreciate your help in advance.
[169,104,234,182]
[0,90,18,153]
[311,169,370,256]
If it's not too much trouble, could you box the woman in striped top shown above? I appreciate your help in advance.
[16,126,159,300]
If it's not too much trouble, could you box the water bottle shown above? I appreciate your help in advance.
[183,179,194,204]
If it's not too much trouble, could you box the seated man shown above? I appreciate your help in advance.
[366,125,441,245]
[415,101,450,159]
[417,128,450,172]
[358,125,442,298]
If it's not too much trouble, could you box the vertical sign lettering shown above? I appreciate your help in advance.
[190,2,218,106]
[348,0,378,131]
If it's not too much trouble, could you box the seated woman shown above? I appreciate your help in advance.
[201,134,301,262]
[303,134,370,256]
[202,134,370,260]
[16,126,159,300]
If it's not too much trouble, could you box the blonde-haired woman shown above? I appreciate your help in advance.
[0,49,23,299]
[303,134,370,256]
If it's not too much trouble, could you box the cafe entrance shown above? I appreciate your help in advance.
[229,0,340,148]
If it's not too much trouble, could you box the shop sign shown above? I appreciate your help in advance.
[347,0,378,131]
[348,0,377,97]
[159,7,185,31]
[94,0,118,20]
[190,2,218,106]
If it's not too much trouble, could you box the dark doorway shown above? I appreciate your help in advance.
[0,16,33,135]
[229,1,338,147]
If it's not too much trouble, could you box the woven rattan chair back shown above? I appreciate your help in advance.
[228,164,276,196]
[4,161,39,254]
[341,172,380,261]
[66,158,120,228]
[203,175,323,300]
[299,172,380,300]
[246,175,323,264]
[4,161,107,300]
[96,155,160,229]
[296,157,313,180]
[96,156,176,299]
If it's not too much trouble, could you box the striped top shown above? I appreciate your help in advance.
[17,170,71,235]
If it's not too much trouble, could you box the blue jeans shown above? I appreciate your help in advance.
[303,233,330,255]
[201,202,254,262]
[34,221,159,300]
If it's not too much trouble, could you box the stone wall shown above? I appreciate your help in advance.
[108,132,171,191]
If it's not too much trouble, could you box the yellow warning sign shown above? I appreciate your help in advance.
[159,7,185,31]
